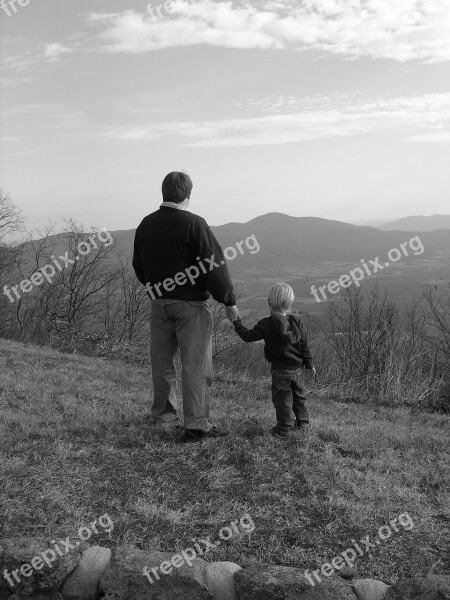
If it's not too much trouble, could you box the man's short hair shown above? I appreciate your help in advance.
[162,171,193,204]
[268,282,295,312]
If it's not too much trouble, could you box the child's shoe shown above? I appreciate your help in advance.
[294,420,309,431]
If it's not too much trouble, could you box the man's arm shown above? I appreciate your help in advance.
[190,218,236,306]
[233,319,265,343]
[132,228,145,285]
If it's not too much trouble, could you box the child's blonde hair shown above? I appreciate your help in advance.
[268,282,295,313]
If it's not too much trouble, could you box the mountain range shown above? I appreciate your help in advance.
[112,212,450,314]
[379,215,450,232]
[19,212,449,317]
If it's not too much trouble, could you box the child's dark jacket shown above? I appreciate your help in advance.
[233,313,313,371]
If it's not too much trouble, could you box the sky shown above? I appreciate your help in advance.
[1,0,450,232]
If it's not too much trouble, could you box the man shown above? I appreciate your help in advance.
[133,172,240,442]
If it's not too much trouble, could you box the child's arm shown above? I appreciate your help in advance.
[233,319,265,343]
[299,323,314,369]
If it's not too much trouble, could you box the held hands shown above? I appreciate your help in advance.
[225,305,241,323]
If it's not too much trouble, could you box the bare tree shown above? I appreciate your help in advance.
[420,286,450,374]
[0,189,24,243]
[1,223,62,339]
[36,220,121,333]
[0,190,26,336]
[100,254,150,343]
[323,286,405,380]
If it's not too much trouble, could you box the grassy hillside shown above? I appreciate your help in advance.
[0,338,449,583]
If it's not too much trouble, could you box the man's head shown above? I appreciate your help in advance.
[162,171,193,204]
[268,282,295,314]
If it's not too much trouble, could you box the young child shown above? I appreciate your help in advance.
[231,282,315,437]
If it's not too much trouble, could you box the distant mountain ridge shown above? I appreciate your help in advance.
[113,211,450,271]
[20,211,450,313]
[380,215,450,232]
[115,212,414,269]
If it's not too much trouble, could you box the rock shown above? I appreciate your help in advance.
[235,564,357,600]
[62,546,112,599]
[0,537,83,597]
[9,595,61,600]
[291,576,358,600]
[385,575,450,600]
[99,544,213,600]
[234,565,284,599]
[353,579,390,600]
[340,564,358,580]
[204,562,241,600]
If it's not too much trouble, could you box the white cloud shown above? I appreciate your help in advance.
[407,131,450,142]
[0,76,35,88]
[42,43,72,61]
[5,104,87,131]
[102,92,450,147]
[89,0,450,62]
[1,43,73,73]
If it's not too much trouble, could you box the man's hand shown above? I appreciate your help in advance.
[306,366,316,378]
[225,305,241,322]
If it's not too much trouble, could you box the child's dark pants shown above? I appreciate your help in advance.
[271,368,308,432]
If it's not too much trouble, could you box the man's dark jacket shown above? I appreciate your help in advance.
[133,207,236,306]
[234,313,313,371]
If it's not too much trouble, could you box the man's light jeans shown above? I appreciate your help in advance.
[150,299,214,432]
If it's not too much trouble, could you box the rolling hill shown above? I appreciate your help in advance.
[17,212,450,316]
[380,214,450,232]
[112,212,450,313]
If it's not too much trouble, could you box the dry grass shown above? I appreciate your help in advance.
[0,338,449,583]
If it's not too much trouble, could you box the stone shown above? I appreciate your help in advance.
[234,565,284,599]
[340,564,358,579]
[235,564,357,600]
[385,575,450,600]
[62,546,112,599]
[99,544,213,600]
[0,537,84,598]
[353,579,390,600]
[9,595,61,600]
[204,562,241,600]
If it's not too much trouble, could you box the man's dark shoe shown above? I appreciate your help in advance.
[181,426,226,443]
[181,429,205,443]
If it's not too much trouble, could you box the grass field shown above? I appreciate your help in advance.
[0,338,449,584]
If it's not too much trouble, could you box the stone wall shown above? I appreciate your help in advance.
[1,538,448,600]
